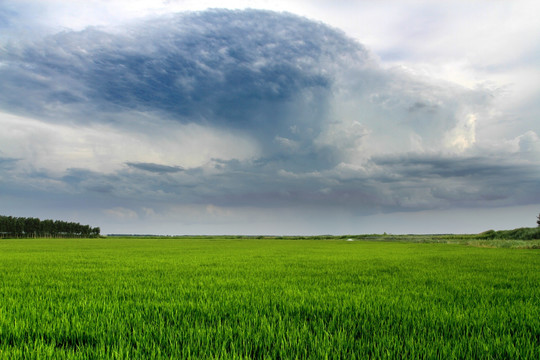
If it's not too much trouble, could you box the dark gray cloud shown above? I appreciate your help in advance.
[18,150,536,213]
[370,153,540,208]
[0,156,18,169]
[0,10,365,147]
[371,154,533,179]
[126,162,184,174]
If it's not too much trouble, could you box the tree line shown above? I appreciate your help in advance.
[0,215,100,239]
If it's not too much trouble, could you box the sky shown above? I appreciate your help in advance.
[0,0,539,235]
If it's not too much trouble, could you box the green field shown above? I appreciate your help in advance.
[1,238,539,359]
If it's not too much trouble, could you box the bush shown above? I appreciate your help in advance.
[477,227,540,240]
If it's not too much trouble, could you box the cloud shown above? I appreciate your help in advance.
[0,6,15,29]
[1,10,350,125]
[103,207,139,220]
[126,162,184,174]
[0,9,486,156]
[0,156,18,169]
[0,110,257,176]
[370,153,540,208]
[0,8,539,234]
[517,131,540,153]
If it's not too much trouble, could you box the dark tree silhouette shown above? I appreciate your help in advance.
[0,215,100,238]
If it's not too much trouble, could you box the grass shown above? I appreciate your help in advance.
[0,237,539,358]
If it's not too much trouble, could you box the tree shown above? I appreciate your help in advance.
[537,213,540,227]
[0,215,100,238]
[91,227,101,237]
[41,219,54,238]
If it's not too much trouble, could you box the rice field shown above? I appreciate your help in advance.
[0,237,539,358]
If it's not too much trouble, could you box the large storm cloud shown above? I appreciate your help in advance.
[0,8,539,234]
[1,10,359,153]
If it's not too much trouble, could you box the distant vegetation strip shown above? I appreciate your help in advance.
[476,227,540,240]
[0,215,100,238]
[107,227,540,249]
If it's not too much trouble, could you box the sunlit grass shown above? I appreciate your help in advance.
[1,238,539,358]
